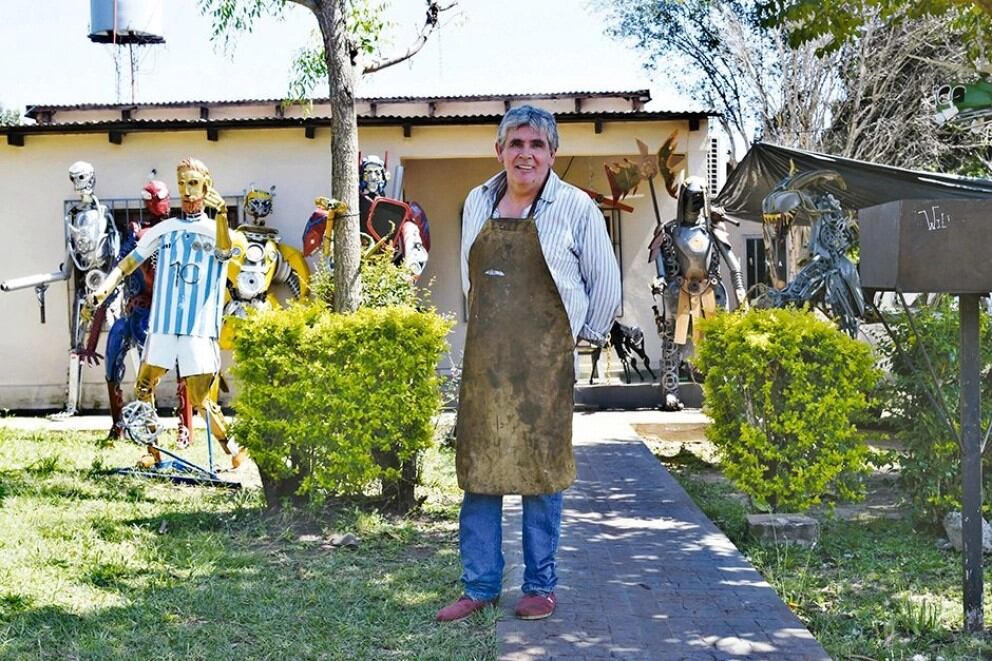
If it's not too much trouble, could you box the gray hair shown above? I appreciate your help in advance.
[496,105,559,153]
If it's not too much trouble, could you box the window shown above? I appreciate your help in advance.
[64,196,244,238]
[601,206,623,315]
[745,236,770,298]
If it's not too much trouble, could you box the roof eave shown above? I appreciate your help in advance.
[2,111,718,142]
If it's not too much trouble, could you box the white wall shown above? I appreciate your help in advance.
[0,118,710,409]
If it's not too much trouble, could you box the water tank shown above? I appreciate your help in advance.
[89,0,165,44]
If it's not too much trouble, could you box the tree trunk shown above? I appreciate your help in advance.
[374,447,421,513]
[319,0,362,313]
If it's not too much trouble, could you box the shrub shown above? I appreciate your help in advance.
[874,296,992,526]
[230,302,452,509]
[696,308,879,512]
[310,246,419,309]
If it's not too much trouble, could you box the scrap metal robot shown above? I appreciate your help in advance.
[219,184,311,351]
[649,176,747,411]
[758,169,864,337]
[1,161,120,417]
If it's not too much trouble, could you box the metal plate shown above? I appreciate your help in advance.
[859,198,992,293]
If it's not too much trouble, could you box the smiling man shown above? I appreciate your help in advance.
[437,105,621,623]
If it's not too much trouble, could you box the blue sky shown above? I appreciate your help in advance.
[1,0,693,116]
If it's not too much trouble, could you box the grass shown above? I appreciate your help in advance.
[666,459,992,660]
[0,426,496,660]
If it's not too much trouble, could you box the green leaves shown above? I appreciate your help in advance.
[696,308,880,512]
[231,302,453,504]
[757,0,992,57]
[875,296,992,525]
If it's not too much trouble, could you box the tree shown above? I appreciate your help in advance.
[599,0,844,155]
[0,104,19,126]
[200,0,454,312]
[817,12,990,175]
[600,0,989,177]
[756,0,992,57]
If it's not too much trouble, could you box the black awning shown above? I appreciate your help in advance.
[714,142,992,224]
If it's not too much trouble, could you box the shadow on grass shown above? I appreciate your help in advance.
[1,501,488,660]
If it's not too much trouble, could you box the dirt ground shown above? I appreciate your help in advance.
[632,423,907,521]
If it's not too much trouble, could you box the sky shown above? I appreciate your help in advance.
[0,0,694,117]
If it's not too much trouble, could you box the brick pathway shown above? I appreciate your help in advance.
[497,411,830,660]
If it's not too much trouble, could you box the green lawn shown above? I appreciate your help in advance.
[672,466,992,660]
[0,427,496,660]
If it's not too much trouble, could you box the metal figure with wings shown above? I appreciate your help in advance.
[757,169,865,337]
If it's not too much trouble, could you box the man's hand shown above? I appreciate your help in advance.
[650,277,667,297]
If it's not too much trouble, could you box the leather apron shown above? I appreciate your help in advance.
[456,195,576,495]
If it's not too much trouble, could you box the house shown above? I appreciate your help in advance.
[0,90,729,410]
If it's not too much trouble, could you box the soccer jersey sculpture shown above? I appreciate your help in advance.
[85,158,245,472]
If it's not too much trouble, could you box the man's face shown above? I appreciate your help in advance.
[496,125,555,195]
[177,168,210,214]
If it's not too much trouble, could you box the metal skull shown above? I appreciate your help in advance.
[68,161,96,194]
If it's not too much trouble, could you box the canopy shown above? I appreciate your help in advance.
[713,142,992,224]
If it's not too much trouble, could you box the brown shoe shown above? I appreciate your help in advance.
[514,592,557,620]
[436,595,497,623]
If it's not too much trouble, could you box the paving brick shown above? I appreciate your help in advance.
[496,412,831,660]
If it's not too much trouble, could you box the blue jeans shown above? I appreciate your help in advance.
[459,491,564,601]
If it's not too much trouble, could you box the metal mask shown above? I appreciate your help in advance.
[244,185,275,223]
[141,179,171,219]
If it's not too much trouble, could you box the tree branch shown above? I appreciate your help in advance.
[363,1,457,74]
[286,0,318,13]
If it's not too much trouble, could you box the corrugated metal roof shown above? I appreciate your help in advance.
[2,110,717,142]
[24,90,658,118]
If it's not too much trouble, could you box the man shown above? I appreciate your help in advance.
[437,105,621,623]
[85,158,245,469]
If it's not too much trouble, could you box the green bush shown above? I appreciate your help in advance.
[230,302,452,508]
[311,247,419,309]
[696,308,879,512]
[874,297,992,526]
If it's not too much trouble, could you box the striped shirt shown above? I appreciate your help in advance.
[461,170,621,344]
[132,214,227,338]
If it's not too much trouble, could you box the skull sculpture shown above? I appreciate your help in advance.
[68,161,96,195]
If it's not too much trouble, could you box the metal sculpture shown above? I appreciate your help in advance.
[358,155,431,279]
[934,79,992,132]
[588,321,656,385]
[84,157,244,472]
[1,161,120,417]
[758,169,865,337]
[101,176,194,442]
[302,195,348,261]
[219,185,310,350]
[605,131,687,206]
[649,176,747,411]
[303,156,431,280]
